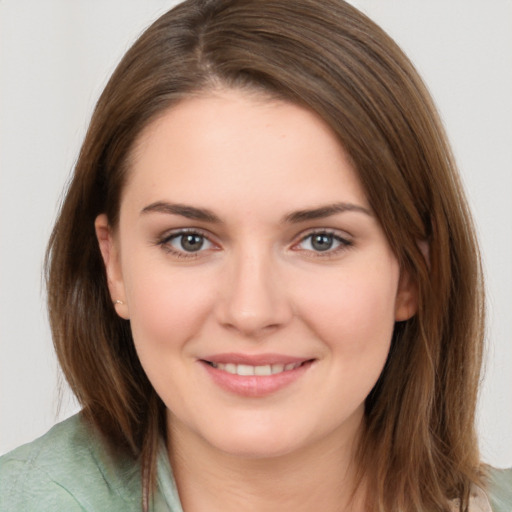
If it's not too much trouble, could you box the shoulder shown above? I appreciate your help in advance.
[487,467,512,512]
[0,414,142,511]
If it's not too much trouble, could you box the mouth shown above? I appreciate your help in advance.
[199,355,315,397]
[202,360,310,376]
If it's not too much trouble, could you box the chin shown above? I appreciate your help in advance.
[201,419,318,460]
[215,436,302,460]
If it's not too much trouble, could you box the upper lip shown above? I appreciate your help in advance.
[201,353,313,366]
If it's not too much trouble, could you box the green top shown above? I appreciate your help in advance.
[1,414,510,511]
[0,415,182,511]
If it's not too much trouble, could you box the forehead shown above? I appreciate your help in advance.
[122,89,369,215]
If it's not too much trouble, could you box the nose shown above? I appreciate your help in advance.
[215,247,294,338]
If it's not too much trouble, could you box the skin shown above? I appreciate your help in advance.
[96,89,417,511]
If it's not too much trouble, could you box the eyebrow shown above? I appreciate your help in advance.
[283,202,372,223]
[141,201,221,223]
[140,200,372,224]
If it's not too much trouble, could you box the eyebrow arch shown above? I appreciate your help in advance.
[283,202,372,223]
[141,201,221,223]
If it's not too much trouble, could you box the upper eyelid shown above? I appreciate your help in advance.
[157,229,218,258]
[156,227,353,248]
[159,227,214,242]
[294,227,353,242]
[289,229,354,254]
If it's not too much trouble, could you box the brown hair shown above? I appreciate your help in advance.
[46,0,485,510]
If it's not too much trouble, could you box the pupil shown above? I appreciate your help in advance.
[312,234,333,251]
[181,234,203,252]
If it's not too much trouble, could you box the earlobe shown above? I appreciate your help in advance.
[394,270,418,322]
[94,214,130,320]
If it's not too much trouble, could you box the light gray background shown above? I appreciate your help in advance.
[1,1,511,467]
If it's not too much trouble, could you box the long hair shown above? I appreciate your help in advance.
[45,1,485,510]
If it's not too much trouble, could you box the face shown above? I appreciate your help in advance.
[96,89,417,460]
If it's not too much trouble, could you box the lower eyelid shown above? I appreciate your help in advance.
[156,229,352,256]
[156,229,216,254]
[299,231,351,245]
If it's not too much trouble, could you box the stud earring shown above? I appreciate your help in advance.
[114,300,124,305]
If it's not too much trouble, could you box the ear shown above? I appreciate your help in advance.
[95,214,130,320]
[394,268,418,322]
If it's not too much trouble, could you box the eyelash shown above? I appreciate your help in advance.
[156,228,216,259]
[292,230,353,258]
[156,228,353,259]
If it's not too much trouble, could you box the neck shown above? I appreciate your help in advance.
[167,415,366,512]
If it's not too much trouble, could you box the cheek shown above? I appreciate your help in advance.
[297,258,399,353]
[123,259,216,351]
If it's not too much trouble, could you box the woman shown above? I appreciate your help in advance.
[0,0,510,510]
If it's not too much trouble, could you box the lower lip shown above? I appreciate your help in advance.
[200,360,313,397]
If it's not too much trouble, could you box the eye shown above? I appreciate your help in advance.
[159,230,215,256]
[295,231,352,254]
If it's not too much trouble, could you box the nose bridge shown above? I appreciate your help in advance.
[217,241,292,337]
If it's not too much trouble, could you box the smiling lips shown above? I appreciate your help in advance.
[206,361,303,376]
[200,354,314,397]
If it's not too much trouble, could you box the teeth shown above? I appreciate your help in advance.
[271,364,284,374]
[225,363,236,374]
[211,362,302,376]
[255,365,272,376]
[237,364,254,376]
